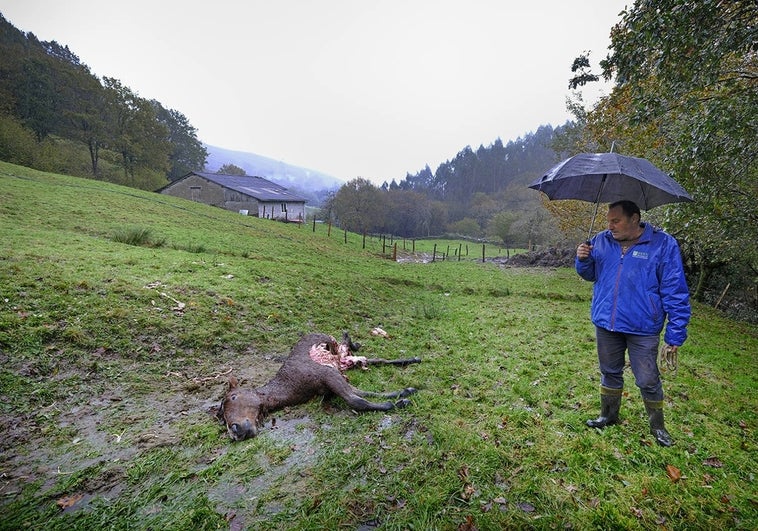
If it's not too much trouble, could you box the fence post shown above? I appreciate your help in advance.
[458,243,462,261]
[393,242,397,261]
[482,244,486,263]
[344,229,347,244]
[432,244,437,262]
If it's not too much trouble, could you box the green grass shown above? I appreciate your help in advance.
[0,161,756,530]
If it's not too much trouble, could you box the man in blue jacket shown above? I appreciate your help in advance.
[576,200,691,446]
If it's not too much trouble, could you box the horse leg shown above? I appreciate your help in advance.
[353,386,417,408]
[354,387,417,399]
[324,372,416,411]
[364,357,422,367]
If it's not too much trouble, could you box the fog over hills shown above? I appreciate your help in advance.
[204,144,344,197]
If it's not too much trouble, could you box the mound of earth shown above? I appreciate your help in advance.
[496,247,576,268]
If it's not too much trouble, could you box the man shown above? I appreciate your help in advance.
[576,200,691,446]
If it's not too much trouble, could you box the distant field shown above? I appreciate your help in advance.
[1,161,755,530]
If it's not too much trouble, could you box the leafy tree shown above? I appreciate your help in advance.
[568,0,757,306]
[332,178,386,234]
[0,15,200,192]
[61,73,110,177]
[400,164,434,191]
[465,192,497,232]
[487,211,518,247]
[102,77,170,186]
[447,217,481,239]
[0,113,36,166]
[153,101,208,181]
[509,209,556,250]
[217,163,246,176]
[16,53,59,140]
[383,189,429,237]
[426,200,449,236]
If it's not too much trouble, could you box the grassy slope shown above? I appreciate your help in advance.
[0,161,755,530]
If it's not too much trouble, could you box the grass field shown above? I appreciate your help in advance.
[1,161,756,530]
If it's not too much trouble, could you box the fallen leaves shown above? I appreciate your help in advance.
[665,464,682,482]
[457,514,478,531]
[458,465,476,501]
[703,456,724,468]
[480,497,537,515]
[517,501,536,513]
[56,493,84,510]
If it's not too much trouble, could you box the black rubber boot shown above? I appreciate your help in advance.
[586,386,622,428]
[645,400,673,447]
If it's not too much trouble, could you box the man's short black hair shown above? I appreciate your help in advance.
[609,200,641,219]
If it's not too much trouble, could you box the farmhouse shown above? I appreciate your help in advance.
[159,171,307,221]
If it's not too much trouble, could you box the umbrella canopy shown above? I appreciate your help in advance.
[528,152,693,210]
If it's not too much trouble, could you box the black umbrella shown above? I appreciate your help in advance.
[528,152,693,241]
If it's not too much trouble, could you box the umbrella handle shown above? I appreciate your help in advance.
[586,174,607,243]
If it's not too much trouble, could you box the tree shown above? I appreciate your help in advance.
[568,0,757,306]
[487,211,517,247]
[0,15,202,191]
[16,54,59,141]
[0,114,37,166]
[102,77,170,186]
[332,178,386,234]
[60,71,110,177]
[383,189,437,237]
[447,217,481,239]
[153,101,208,181]
[509,209,556,250]
[469,192,499,231]
[217,164,246,176]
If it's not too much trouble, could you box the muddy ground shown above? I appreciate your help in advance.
[0,347,414,528]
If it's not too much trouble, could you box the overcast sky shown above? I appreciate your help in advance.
[2,0,628,184]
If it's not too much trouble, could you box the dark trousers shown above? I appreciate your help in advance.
[595,326,663,402]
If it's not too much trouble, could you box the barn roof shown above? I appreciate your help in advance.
[179,172,307,202]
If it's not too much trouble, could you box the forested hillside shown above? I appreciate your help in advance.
[325,126,567,247]
[0,13,207,190]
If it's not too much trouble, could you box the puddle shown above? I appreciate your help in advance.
[206,414,322,526]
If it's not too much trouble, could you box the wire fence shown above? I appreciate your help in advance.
[301,217,520,263]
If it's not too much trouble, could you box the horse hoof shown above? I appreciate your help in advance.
[395,398,411,408]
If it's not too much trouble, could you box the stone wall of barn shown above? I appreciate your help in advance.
[259,201,305,222]
[160,175,260,214]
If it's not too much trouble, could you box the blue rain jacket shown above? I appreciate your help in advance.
[575,223,691,346]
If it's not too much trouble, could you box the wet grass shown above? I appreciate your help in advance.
[0,161,756,530]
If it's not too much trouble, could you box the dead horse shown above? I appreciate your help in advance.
[216,332,420,441]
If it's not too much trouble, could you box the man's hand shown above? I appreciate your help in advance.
[577,242,593,261]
